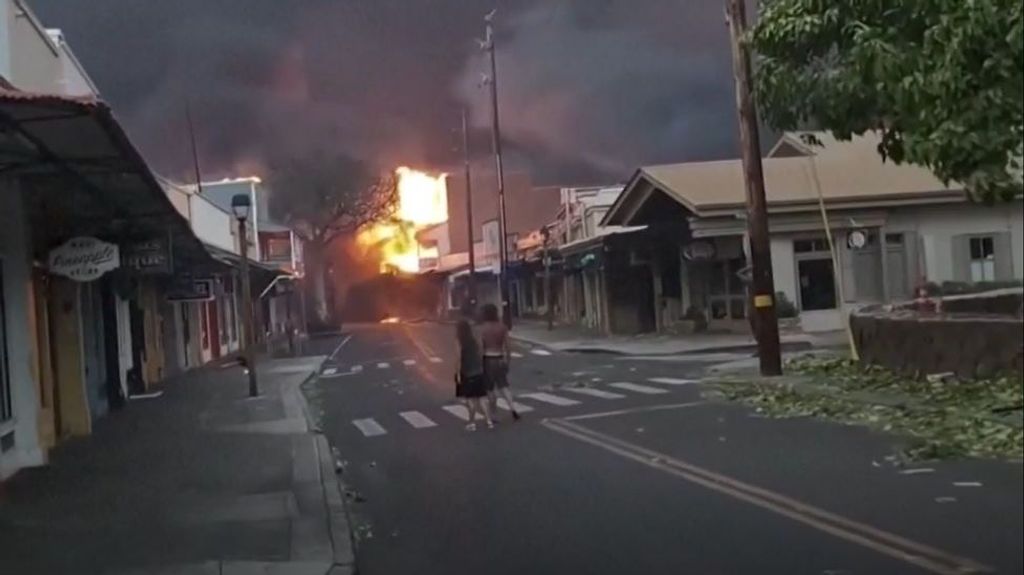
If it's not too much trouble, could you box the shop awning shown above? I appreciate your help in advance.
[0,88,210,269]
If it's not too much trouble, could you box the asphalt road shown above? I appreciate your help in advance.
[304,323,1023,575]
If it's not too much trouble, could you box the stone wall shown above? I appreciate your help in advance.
[851,311,1024,378]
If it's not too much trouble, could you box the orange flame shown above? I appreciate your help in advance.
[357,167,447,273]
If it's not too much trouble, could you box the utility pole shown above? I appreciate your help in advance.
[461,109,478,314]
[725,0,782,376]
[185,100,203,195]
[542,226,553,331]
[482,9,512,328]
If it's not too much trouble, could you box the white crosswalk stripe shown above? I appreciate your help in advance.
[510,352,524,359]
[352,418,387,437]
[442,404,470,421]
[564,387,625,400]
[519,392,580,406]
[429,357,443,363]
[351,365,363,373]
[399,411,437,429]
[376,362,390,369]
[322,367,338,376]
[496,398,534,413]
[403,359,417,366]
[609,382,669,395]
[647,377,698,385]
[530,349,553,356]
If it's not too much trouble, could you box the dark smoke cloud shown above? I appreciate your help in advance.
[31,0,741,184]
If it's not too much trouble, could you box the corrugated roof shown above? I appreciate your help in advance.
[606,132,965,225]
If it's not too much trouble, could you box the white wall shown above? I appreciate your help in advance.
[2,0,60,93]
[886,201,1024,283]
[0,179,44,479]
[47,29,99,97]
[189,194,236,254]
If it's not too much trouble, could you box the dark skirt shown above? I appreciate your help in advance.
[458,373,487,398]
[483,356,509,389]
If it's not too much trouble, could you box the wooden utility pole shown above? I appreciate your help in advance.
[542,226,553,331]
[483,10,512,328]
[725,0,782,375]
[461,109,477,313]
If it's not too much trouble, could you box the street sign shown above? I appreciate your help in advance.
[48,237,120,282]
[166,279,214,302]
[123,238,171,274]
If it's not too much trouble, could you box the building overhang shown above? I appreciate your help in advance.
[0,88,210,270]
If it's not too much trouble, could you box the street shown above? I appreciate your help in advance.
[304,323,1023,575]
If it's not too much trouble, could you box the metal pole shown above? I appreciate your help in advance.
[725,0,782,376]
[484,13,512,328]
[544,229,553,331]
[462,109,478,313]
[185,100,203,195]
[238,217,260,396]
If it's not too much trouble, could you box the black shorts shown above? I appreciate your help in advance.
[483,357,509,389]
[458,373,487,398]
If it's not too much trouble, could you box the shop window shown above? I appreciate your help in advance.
[969,236,995,282]
[1,262,12,423]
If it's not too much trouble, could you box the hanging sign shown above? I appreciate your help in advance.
[123,238,171,275]
[166,279,215,302]
[48,237,120,282]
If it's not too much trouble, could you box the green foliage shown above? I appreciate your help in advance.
[774,291,798,318]
[714,357,1023,460]
[751,0,1024,202]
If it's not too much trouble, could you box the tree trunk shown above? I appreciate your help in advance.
[304,240,330,325]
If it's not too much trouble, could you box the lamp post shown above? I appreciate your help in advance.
[232,193,259,397]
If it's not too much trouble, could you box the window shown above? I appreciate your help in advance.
[885,233,904,245]
[969,236,996,282]
[794,238,830,253]
[266,237,291,260]
[1,262,12,423]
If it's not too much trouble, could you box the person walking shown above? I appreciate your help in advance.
[479,303,520,421]
[455,318,493,430]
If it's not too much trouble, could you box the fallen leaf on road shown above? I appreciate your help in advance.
[934,496,957,503]
[718,436,727,442]
[898,468,935,475]
[953,481,983,487]
[871,460,881,468]
[636,427,645,433]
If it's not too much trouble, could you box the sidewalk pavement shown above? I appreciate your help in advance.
[509,319,847,356]
[0,355,355,575]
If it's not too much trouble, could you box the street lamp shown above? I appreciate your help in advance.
[232,193,259,397]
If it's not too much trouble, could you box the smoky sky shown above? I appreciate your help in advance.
[31,0,741,185]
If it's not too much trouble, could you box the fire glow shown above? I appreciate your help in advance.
[357,167,448,273]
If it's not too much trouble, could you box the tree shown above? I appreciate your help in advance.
[751,0,1023,202]
[267,153,397,323]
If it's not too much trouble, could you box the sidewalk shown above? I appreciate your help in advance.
[510,319,847,355]
[0,355,355,575]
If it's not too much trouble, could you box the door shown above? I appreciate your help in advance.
[797,259,837,311]
[206,300,221,360]
[80,282,109,420]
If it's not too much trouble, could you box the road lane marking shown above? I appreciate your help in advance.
[322,367,338,376]
[510,352,524,358]
[609,382,669,395]
[563,401,705,421]
[403,359,417,366]
[399,411,437,429]
[328,334,353,359]
[376,362,390,369]
[530,349,552,356]
[542,418,989,575]
[442,405,470,421]
[352,418,387,437]
[647,377,699,385]
[519,392,580,406]
[403,325,439,361]
[496,398,534,413]
[351,365,363,373]
[565,387,625,400]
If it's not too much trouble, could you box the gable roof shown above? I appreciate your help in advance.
[603,132,965,226]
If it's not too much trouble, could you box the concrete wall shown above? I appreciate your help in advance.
[886,201,1024,283]
[0,179,44,479]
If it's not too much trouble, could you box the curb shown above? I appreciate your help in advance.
[292,356,359,574]
[510,336,818,357]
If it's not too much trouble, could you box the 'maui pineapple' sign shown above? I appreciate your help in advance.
[48,237,120,282]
